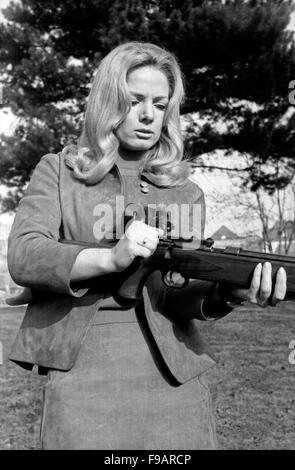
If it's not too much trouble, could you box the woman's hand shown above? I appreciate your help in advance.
[229,262,287,307]
[110,220,164,272]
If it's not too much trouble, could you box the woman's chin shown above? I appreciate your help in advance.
[121,144,155,154]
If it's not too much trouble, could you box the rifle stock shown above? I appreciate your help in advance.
[60,238,295,302]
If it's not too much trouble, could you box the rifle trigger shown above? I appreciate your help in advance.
[162,271,188,288]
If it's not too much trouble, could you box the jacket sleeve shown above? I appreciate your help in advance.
[163,181,233,321]
[7,153,90,297]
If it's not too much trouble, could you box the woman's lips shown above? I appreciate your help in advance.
[134,130,154,139]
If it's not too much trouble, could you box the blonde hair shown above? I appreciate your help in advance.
[63,42,190,187]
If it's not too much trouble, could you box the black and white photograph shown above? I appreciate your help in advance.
[0,0,295,452]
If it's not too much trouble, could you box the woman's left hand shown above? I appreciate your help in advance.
[229,262,287,307]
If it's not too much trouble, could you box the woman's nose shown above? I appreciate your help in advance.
[139,102,154,123]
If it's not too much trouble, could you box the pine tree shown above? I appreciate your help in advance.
[0,0,294,210]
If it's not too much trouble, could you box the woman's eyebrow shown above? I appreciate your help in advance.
[130,91,169,101]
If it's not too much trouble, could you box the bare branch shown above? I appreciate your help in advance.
[191,164,252,173]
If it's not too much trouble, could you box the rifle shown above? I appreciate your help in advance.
[60,237,295,302]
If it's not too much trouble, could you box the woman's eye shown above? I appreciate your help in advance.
[131,100,139,106]
[155,103,167,111]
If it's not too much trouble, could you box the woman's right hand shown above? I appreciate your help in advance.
[110,220,164,272]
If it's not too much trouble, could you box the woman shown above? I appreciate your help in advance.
[7,42,287,450]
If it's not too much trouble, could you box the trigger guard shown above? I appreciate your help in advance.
[162,271,189,288]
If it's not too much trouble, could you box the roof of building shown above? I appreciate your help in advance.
[210,225,240,240]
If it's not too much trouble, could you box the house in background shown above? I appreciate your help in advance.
[210,225,264,251]
[267,220,295,255]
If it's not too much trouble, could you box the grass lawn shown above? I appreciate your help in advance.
[1,302,295,450]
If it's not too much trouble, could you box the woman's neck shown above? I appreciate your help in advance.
[116,148,146,169]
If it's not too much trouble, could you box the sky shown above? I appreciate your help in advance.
[0,0,14,21]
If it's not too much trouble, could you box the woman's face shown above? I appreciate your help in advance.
[115,66,170,155]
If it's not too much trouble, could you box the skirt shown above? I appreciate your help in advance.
[40,305,218,450]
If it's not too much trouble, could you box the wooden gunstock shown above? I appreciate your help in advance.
[60,239,295,301]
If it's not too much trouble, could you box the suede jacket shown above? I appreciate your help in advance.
[7,151,219,384]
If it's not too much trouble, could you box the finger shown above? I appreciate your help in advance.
[140,230,161,242]
[127,238,155,258]
[126,221,161,240]
[258,262,272,305]
[137,237,158,251]
[248,263,262,300]
[134,244,154,258]
[133,220,160,234]
[142,225,162,237]
[136,221,165,236]
[270,267,287,305]
[124,220,150,234]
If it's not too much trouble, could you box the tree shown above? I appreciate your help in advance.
[204,168,295,254]
[0,0,295,211]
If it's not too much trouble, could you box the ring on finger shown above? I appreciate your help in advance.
[142,237,148,246]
